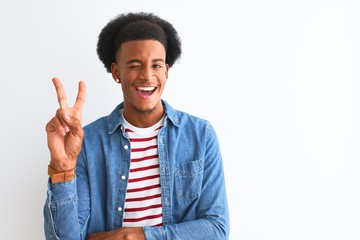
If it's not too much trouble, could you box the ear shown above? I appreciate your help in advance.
[111,62,121,83]
[165,64,169,82]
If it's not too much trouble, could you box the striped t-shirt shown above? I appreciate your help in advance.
[121,114,164,227]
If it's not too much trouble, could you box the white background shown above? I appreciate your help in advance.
[1,0,359,239]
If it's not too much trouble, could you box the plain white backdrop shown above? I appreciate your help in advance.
[1,0,359,239]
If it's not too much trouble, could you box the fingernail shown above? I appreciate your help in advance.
[65,115,71,120]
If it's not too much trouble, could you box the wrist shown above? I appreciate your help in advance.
[49,159,76,172]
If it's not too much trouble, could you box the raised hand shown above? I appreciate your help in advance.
[45,77,86,171]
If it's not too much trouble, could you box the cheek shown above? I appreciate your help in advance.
[157,71,168,82]
[120,81,130,93]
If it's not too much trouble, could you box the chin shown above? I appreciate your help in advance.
[135,105,157,114]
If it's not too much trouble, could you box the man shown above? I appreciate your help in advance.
[44,12,229,240]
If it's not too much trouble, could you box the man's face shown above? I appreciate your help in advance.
[111,40,169,118]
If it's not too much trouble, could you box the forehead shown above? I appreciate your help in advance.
[116,40,166,61]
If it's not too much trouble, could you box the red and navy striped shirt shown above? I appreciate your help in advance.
[122,116,164,227]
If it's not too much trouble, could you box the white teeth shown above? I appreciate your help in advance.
[137,86,155,91]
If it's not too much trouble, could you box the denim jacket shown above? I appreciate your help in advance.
[44,100,229,240]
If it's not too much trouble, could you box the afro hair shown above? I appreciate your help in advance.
[97,12,182,73]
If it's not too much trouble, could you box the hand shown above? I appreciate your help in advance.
[45,77,86,171]
[86,227,145,240]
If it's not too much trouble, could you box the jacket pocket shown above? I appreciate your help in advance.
[174,159,204,201]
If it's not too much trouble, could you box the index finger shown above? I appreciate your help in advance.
[52,77,69,109]
[73,81,86,112]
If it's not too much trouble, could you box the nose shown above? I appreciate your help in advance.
[139,66,154,81]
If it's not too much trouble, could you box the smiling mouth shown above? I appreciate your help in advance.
[136,86,156,95]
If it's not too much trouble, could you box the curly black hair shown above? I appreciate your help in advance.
[97,12,182,73]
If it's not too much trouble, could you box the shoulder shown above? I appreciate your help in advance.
[177,109,209,126]
[163,99,210,127]
[82,116,108,138]
[163,101,217,139]
[83,104,123,136]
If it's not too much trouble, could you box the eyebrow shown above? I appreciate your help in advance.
[125,58,165,65]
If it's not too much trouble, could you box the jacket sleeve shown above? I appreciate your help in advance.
[43,152,91,240]
[143,123,230,240]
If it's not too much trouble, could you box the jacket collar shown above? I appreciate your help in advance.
[107,99,179,134]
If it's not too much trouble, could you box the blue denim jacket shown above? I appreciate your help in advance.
[44,100,229,240]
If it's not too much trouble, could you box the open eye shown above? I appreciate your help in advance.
[153,62,165,69]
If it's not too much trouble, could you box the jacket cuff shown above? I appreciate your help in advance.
[143,226,165,240]
[47,177,77,200]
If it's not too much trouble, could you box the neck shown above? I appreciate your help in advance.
[123,103,164,128]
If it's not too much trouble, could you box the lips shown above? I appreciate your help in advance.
[136,86,156,96]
